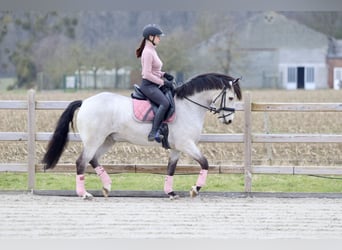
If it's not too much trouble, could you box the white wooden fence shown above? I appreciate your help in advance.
[1,89,342,192]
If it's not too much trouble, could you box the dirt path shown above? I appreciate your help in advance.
[1,193,342,239]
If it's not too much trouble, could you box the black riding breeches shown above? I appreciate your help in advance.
[140,79,170,109]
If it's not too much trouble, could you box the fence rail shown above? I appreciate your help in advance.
[0,89,342,192]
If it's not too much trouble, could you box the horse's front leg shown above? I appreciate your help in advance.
[190,157,208,197]
[164,150,181,200]
[181,142,209,197]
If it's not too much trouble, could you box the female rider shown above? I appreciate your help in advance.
[135,24,174,142]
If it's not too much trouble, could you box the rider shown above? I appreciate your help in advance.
[136,24,174,142]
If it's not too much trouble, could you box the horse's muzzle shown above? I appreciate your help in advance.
[224,119,232,125]
[218,111,234,125]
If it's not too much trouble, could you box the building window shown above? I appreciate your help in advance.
[287,67,296,83]
[334,67,342,89]
[335,68,342,81]
[306,67,315,83]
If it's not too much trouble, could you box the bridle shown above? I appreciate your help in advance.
[184,84,236,121]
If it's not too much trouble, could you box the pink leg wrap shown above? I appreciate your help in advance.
[95,166,112,187]
[76,174,86,196]
[164,175,174,194]
[196,169,208,187]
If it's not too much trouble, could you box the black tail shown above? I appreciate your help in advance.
[42,100,82,170]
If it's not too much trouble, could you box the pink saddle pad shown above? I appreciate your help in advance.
[132,99,175,123]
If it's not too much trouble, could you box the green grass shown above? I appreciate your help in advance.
[1,172,342,193]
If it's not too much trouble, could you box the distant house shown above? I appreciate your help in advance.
[327,38,342,89]
[192,11,333,89]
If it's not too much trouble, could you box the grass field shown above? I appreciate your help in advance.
[0,88,342,192]
[1,172,342,193]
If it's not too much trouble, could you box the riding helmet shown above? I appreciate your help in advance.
[142,24,164,38]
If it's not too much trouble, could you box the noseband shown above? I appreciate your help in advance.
[184,86,235,120]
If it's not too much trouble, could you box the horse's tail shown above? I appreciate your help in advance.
[42,100,82,170]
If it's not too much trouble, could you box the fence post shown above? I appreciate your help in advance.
[244,91,252,192]
[264,112,273,164]
[27,89,36,190]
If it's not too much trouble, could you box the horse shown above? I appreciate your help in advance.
[42,72,242,200]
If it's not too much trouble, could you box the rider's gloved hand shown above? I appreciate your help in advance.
[163,80,174,89]
[164,72,174,81]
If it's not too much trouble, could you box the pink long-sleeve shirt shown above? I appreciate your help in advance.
[141,41,165,85]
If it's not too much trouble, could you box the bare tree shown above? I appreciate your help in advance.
[191,13,242,76]
[158,27,192,79]
[99,39,135,88]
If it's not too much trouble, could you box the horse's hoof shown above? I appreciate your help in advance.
[167,191,179,200]
[102,187,110,198]
[169,194,180,200]
[189,186,199,198]
[82,192,94,200]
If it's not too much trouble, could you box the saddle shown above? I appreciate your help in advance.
[131,84,176,149]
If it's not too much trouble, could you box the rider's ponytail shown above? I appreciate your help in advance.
[136,38,146,58]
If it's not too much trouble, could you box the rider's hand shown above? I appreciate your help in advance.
[163,80,174,89]
[164,72,174,81]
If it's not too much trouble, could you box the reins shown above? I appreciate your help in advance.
[184,86,235,117]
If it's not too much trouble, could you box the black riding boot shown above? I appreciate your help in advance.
[148,105,168,142]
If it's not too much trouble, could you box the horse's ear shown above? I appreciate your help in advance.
[233,77,242,85]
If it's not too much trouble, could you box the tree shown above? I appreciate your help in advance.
[158,27,192,81]
[33,36,84,89]
[98,39,135,88]
[189,13,242,77]
[70,42,87,89]
[0,12,12,73]
[8,52,36,89]
[8,12,78,89]
[209,28,240,75]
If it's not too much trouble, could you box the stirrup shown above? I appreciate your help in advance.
[154,130,164,143]
[148,132,155,141]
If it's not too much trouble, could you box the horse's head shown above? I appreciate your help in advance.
[175,73,242,124]
[210,77,242,125]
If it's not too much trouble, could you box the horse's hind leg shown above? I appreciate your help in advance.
[89,136,115,197]
[164,150,181,200]
[75,136,108,199]
[75,152,94,200]
[90,160,112,198]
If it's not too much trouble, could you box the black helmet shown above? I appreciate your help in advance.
[142,24,164,39]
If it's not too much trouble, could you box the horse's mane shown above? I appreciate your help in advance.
[175,73,242,100]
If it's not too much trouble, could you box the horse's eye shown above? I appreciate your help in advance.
[229,97,234,101]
